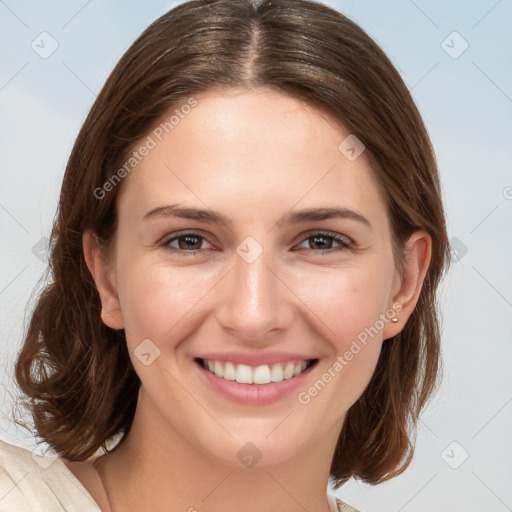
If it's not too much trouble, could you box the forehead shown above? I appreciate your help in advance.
[117,88,388,226]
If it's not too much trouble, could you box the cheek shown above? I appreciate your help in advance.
[115,260,207,348]
[292,259,394,410]
[293,259,394,346]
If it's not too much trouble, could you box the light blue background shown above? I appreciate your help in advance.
[1,1,511,511]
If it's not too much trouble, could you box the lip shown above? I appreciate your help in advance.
[193,356,319,406]
[195,351,317,366]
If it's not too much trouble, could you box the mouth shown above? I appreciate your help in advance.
[195,357,318,384]
[193,356,319,406]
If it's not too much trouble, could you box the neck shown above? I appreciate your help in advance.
[95,390,340,512]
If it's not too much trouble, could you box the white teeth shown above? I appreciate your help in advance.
[202,359,312,385]
[235,364,253,384]
[223,362,236,381]
[253,365,271,384]
[270,364,284,382]
[283,362,295,379]
[214,361,224,378]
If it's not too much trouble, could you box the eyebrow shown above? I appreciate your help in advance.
[143,204,372,229]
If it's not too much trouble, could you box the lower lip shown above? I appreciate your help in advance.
[194,359,318,406]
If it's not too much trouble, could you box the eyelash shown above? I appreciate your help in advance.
[160,230,354,257]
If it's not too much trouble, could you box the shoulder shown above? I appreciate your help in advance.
[0,438,101,512]
[328,491,362,512]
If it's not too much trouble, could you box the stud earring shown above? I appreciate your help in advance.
[391,316,399,323]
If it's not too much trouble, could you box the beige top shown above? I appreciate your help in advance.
[0,439,360,511]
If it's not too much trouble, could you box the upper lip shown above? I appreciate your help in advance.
[195,352,318,367]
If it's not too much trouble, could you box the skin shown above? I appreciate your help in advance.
[67,87,431,512]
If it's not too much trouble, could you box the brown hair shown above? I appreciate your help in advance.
[14,0,450,487]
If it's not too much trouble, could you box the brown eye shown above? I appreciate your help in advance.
[296,232,352,255]
[161,232,213,255]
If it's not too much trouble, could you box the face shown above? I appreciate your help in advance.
[93,88,407,467]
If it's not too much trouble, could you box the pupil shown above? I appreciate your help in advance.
[311,235,330,249]
[180,235,200,250]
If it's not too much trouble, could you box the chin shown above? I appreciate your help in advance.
[193,420,318,469]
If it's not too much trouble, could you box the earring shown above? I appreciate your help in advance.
[391,316,399,323]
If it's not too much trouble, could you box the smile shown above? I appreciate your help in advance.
[193,354,320,405]
[198,358,316,385]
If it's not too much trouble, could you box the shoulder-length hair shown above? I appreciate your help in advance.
[14,0,450,487]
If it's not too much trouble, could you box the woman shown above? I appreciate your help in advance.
[0,0,450,510]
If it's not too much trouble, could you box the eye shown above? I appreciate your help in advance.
[160,230,353,257]
[161,232,214,255]
[295,231,353,255]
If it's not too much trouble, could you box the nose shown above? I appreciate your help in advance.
[214,246,295,344]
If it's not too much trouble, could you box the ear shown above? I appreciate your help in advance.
[382,230,432,340]
[82,230,125,330]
